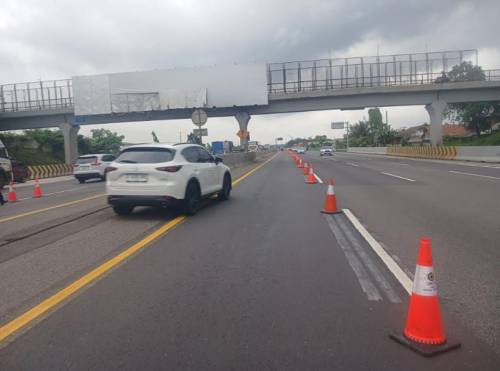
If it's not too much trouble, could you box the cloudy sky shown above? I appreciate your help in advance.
[1,0,499,145]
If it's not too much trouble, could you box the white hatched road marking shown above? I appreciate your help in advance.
[449,170,500,180]
[381,172,416,182]
[343,209,413,295]
[314,173,323,183]
[324,214,382,301]
[347,163,359,167]
[335,217,401,303]
[331,158,338,162]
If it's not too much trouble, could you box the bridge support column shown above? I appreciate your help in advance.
[59,123,80,164]
[235,111,251,151]
[425,100,447,147]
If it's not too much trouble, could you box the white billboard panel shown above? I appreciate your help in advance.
[73,63,268,116]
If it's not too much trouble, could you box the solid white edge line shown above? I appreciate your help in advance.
[343,209,413,295]
[347,163,359,167]
[449,170,500,180]
[314,173,323,183]
[381,172,416,182]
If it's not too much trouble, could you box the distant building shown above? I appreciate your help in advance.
[394,124,472,145]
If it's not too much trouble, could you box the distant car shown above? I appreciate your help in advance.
[11,159,29,183]
[320,146,335,156]
[280,147,284,151]
[297,147,306,154]
[106,143,232,216]
[292,147,298,152]
[73,154,116,183]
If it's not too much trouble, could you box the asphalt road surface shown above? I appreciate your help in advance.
[0,152,498,370]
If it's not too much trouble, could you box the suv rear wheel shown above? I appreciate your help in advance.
[183,181,200,216]
[113,205,134,215]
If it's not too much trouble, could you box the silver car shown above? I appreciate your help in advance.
[74,154,116,183]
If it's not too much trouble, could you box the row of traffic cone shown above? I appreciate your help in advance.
[286,150,459,357]
[7,178,43,202]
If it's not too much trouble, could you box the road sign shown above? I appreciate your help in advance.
[236,129,249,139]
[193,128,208,137]
[276,137,283,141]
[191,109,208,126]
[331,122,344,129]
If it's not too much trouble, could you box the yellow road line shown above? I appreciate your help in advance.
[0,151,279,344]
[0,194,106,224]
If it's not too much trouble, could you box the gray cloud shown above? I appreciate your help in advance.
[1,0,499,144]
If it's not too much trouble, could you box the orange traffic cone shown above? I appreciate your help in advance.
[307,164,316,184]
[390,238,460,357]
[303,162,309,175]
[34,178,43,197]
[321,178,341,214]
[8,181,18,202]
[298,158,304,168]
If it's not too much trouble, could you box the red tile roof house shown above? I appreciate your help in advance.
[393,124,472,145]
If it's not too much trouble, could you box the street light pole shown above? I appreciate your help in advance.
[346,121,349,151]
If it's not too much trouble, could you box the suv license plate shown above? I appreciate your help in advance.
[126,174,148,182]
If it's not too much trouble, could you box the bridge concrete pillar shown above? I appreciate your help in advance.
[59,123,80,164]
[235,111,251,151]
[425,100,447,147]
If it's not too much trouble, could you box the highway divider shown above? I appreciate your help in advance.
[348,146,500,163]
[24,152,277,181]
[28,164,73,180]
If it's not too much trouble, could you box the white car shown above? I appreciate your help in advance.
[297,147,306,154]
[74,154,116,183]
[320,146,335,156]
[106,143,232,216]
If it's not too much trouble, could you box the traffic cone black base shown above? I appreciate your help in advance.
[389,333,460,357]
[320,209,342,214]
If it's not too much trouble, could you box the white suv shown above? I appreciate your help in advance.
[320,146,335,156]
[106,143,232,216]
[74,154,116,183]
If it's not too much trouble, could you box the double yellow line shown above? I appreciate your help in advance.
[0,152,280,345]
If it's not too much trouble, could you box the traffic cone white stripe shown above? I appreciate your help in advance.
[327,184,335,195]
[412,265,437,297]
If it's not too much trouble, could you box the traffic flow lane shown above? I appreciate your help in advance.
[309,151,500,358]
[0,176,93,199]
[332,151,500,178]
[1,152,499,370]
[0,156,278,337]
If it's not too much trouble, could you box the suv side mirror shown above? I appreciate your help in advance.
[215,157,223,164]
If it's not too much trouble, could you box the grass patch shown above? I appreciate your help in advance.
[444,131,500,147]
[8,148,65,166]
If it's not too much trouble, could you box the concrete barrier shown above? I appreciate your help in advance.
[456,146,500,163]
[349,146,500,163]
[347,147,387,155]
[220,150,276,168]
[28,164,73,180]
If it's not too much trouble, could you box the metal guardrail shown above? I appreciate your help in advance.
[267,50,500,94]
[1,50,499,113]
[0,79,73,113]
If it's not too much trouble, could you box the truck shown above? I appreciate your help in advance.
[0,139,13,189]
[212,141,230,155]
[247,140,259,153]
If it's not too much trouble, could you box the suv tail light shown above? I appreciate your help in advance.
[72,164,79,167]
[105,166,118,173]
[92,162,102,166]
[156,166,182,173]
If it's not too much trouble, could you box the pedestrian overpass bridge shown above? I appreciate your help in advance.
[1,49,499,162]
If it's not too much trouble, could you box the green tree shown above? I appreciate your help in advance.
[349,120,371,138]
[401,136,410,147]
[187,132,201,145]
[90,129,124,154]
[368,108,384,132]
[375,123,396,146]
[444,61,500,137]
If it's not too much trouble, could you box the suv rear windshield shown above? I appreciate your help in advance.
[76,156,98,164]
[116,147,175,163]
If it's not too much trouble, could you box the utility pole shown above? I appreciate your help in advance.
[346,121,349,151]
[180,132,182,142]
[386,111,388,125]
